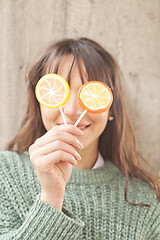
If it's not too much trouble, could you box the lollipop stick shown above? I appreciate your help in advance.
[74,110,87,127]
[59,106,67,125]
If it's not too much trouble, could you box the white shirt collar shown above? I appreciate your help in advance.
[92,152,105,169]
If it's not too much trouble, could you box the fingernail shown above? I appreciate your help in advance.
[76,152,81,161]
[78,141,83,149]
[76,128,84,135]
[74,159,78,165]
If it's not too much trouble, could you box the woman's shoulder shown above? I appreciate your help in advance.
[107,161,159,205]
[0,150,29,159]
[0,150,35,181]
[124,174,160,207]
[0,151,40,210]
[0,150,31,168]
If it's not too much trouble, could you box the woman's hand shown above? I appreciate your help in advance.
[29,124,83,210]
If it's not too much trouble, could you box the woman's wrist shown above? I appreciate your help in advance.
[40,192,64,211]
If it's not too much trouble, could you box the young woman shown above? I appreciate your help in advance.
[0,38,159,239]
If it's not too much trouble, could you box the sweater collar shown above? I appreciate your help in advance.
[68,161,120,185]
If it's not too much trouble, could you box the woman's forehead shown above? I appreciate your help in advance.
[58,55,75,76]
[45,54,88,84]
[60,55,87,79]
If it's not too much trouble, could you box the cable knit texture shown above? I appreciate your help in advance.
[0,151,159,239]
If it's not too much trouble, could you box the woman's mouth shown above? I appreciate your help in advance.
[77,124,91,131]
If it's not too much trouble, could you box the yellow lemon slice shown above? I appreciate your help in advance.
[35,74,70,108]
[78,81,113,113]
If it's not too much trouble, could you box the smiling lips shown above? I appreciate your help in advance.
[77,125,90,130]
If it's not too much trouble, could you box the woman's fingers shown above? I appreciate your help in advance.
[31,125,83,151]
[31,140,82,162]
[33,150,78,172]
[29,124,83,171]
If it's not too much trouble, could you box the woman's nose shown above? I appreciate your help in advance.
[63,92,82,120]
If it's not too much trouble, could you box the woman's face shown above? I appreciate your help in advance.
[40,55,110,150]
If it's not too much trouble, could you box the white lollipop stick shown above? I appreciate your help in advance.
[74,110,87,127]
[59,106,67,125]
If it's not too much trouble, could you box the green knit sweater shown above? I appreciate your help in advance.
[0,151,159,240]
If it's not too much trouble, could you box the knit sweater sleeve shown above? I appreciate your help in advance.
[0,152,84,240]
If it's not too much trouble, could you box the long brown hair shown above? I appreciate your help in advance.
[7,38,160,206]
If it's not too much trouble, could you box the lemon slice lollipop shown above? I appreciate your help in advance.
[35,74,70,124]
[74,81,113,126]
